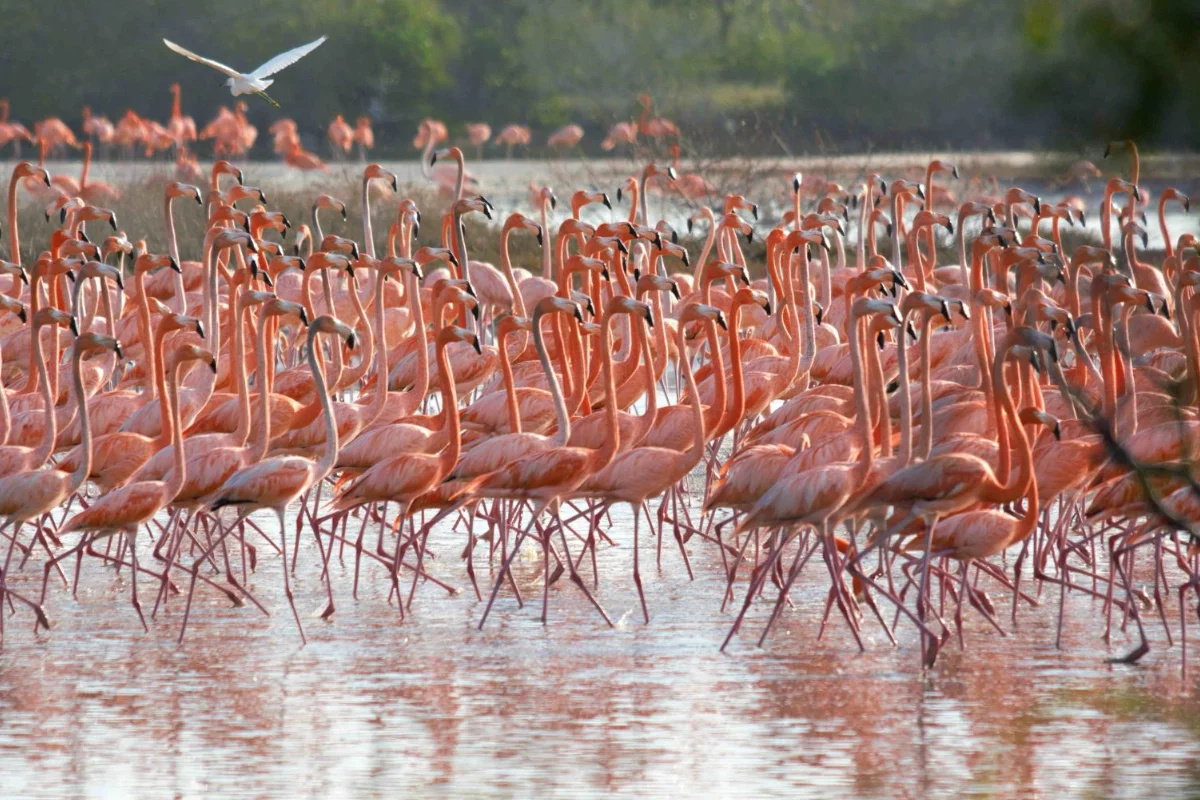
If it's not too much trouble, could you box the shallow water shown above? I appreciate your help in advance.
[3,499,1200,799]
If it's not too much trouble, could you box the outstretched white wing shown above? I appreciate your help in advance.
[163,39,246,80]
[248,36,327,80]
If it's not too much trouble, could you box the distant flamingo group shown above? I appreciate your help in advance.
[0,129,1197,672]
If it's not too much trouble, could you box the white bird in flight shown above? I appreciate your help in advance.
[163,35,327,108]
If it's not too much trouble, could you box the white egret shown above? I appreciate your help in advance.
[162,36,327,108]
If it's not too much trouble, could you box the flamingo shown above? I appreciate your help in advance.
[175,316,355,643]
[53,344,215,629]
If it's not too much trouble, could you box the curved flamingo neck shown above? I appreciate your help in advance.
[30,322,57,467]
[69,345,92,491]
[164,358,189,499]
[499,227,527,317]
[309,328,340,479]
[7,170,22,268]
[534,308,571,447]
[361,178,376,258]
[248,307,273,462]
[498,327,521,435]
[848,311,873,481]
[435,336,462,474]
[403,272,430,415]
[701,317,726,436]
[678,318,706,464]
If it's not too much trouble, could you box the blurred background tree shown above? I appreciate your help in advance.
[0,0,1195,155]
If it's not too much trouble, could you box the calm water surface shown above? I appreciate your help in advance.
[3,501,1200,799]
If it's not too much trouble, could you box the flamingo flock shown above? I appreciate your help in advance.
[0,131,1196,670]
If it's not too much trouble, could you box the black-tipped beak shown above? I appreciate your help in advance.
[1103,144,1112,159]
[764,300,774,317]
[892,270,910,290]
[195,193,203,206]
[113,341,123,359]
[876,330,886,350]
[169,256,182,274]
[1032,197,1041,215]
[340,206,348,221]
[812,303,819,325]
[1185,198,1192,213]
[617,240,629,255]
[643,307,654,327]
[680,251,690,268]
[262,272,274,288]
[292,243,300,256]
[666,166,677,181]
[1030,351,1041,374]
[19,270,27,286]
[1161,300,1171,319]
[472,334,482,354]
[346,332,357,349]
[549,195,557,211]
[298,308,309,326]
[208,358,218,374]
[43,173,51,187]
[945,221,954,236]
[671,281,681,300]
[751,203,759,221]
[601,267,611,282]
[108,214,118,231]
[940,299,951,321]
[716,311,728,331]
[246,238,259,254]
[412,221,420,240]
[195,321,206,340]
[236,169,245,185]
[916,185,926,200]
[351,243,361,261]
[471,304,481,321]
[906,321,917,342]
[412,263,424,281]
[616,187,623,203]
[68,316,79,335]
[632,267,641,282]
[686,218,694,234]
[1053,422,1061,441]
[573,305,584,323]
[739,268,751,287]
[792,176,801,193]
[1145,295,1155,313]
[17,308,26,323]
[536,230,544,247]
[448,252,459,267]
[114,272,124,291]
[59,208,68,224]
[390,177,398,193]
[601,193,612,210]
[430,152,438,165]
[746,229,754,245]
[65,270,76,284]
[585,298,595,317]
[281,215,291,229]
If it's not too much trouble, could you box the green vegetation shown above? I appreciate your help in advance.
[0,0,1194,155]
